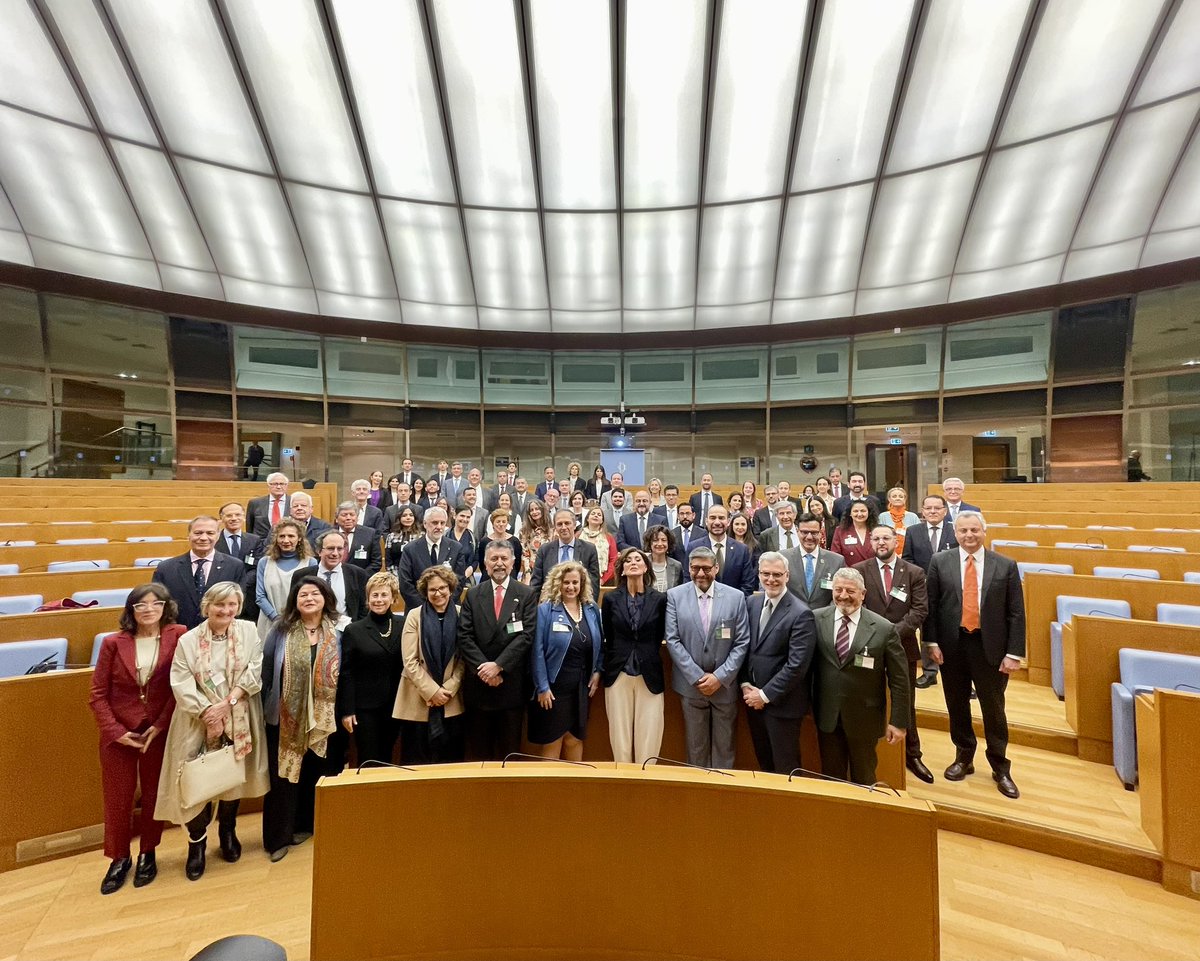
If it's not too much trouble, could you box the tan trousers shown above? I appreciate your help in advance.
[605,673,665,764]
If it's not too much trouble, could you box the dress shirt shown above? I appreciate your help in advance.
[556,539,576,563]
[316,564,347,614]
[356,505,369,526]
[838,607,862,648]
[926,547,984,651]
[425,537,446,566]
[927,524,943,549]
[188,551,215,588]
[778,526,798,551]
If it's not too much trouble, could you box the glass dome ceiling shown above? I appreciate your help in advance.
[0,0,1198,335]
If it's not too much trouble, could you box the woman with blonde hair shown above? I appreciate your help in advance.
[155,582,268,881]
[394,566,466,763]
[337,571,405,765]
[880,486,920,553]
[255,519,315,640]
[647,477,666,509]
[529,561,603,760]
[566,460,586,494]
[577,503,617,585]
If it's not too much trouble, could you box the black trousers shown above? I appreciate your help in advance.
[399,717,465,765]
[186,799,239,842]
[745,707,801,775]
[262,724,344,854]
[353,708,400,766]
[905,654,923,760]
[940,629,1010,775]
[463,706,523,761]
[817,720,878,786]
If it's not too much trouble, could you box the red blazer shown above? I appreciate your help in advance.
[89,625,186,747]
[830,526,874,567]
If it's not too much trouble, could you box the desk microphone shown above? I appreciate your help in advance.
[1120,572,1157,579]
[502,753,596,768]
[787,767,884,794]
[1174,683,1200,694]
[1086,609,1125,618]
[355,760,418,773]
[640,756,733,776]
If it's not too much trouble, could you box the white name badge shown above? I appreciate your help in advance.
[210,671,226,688]
[719,625,731,640]
[506,619,524,634]
[819,577,834,590]
[248,556,258,567]
[553,622,571,633]
[890,587,908,602]
[844,536,858,545]
[354,547,368,560]
[855,654,875,670]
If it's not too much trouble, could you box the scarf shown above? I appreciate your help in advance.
[887,508,909,552]
[278,618,340,784]
[194,621,253,761]
[578,527,610,575]
[419,602,458,744]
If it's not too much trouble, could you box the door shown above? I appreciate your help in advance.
[971,440,1012,484]
[865,443,919,504]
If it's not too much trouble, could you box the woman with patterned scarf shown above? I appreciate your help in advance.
[260,575,342,863]
[155,582,268,882]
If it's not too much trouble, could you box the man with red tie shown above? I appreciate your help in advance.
[923,511,1025,798]
[246,473,292,538]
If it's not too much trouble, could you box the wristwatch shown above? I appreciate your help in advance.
[229,695,239,707]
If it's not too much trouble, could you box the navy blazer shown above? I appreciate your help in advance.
[600,587,668,694]
[687,490,724,526]
[739,591,817,719]
[682,535,756,596]
[531,601,603,693]
[900,522,957,570]
[152,552,247,629]
[616,511,658,551]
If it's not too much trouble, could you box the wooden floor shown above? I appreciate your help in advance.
[915,675,1075,736]
[2,816,1199,961]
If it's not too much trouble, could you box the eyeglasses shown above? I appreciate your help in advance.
[133,600,165,611]
[427,584,451,595]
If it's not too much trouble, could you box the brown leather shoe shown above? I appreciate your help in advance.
[993,772,1020,798]
[906,758,935,783]
[943,760,975,781]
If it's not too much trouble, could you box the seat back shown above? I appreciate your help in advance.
[71,588,132,607]
[0,594,44,615]
[54,537,109,545]
[1128,545,1186,553]
[1017,561,1074,581]
[91,632,110,666]
[1156,603,1200,627]
[0,638,68,678]
[133,557,167,567]
[1118,648,1200,694]
[0,564,18,575]
[46,559,112,573]
[1055,542,1106,550]
[1186,572,1200,584]
[1093,566,1161,580]
[1055,595,1131,625]
[125,535,173,543]
[992,539,1037,548]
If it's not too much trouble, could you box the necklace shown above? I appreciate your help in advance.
[377,616,393,638]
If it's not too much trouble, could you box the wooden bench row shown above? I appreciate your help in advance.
[0,541,184,572]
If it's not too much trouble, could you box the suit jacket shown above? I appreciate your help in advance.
[216,530,262,563]
[397,538,471,611]
[670,525,701,566]
[688,490,724,526]
[397,470,423,491]
[443,475,468,506]
[832,493,882,522]
[617,511,658,551]
[152,552,247,629]
[288,562,368,621]
[335,612,405,716]
[585,479,611,502]
[457,578,537,710]
[510,491,532,516]
[924,549,1026,666]
[601,501,628,535]
[384,501,425,529]
[651,504,681,532]
[463,486,497,513]
[600,587,667,694]
[945,501,982,523]
[751,506,778,537]
[665,581,749,704]
[811,605,909,740]
[342,526,383,573]
[357,504,387,536]
[683,536,756,595]
[854,556,929,661]
[89,625,186,746]
[531,600,604,693]
[739,592,817,719]
[534,481,559,500]
[781,547,844,609]
[830,525,874,566]
[302,517,334,550]
[215,530,264,622]
[900,522,958,570]
[529,539,601,600]
[247,494,291,538]
[757,524,802,555]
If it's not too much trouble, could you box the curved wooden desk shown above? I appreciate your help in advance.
[311,763,939,961]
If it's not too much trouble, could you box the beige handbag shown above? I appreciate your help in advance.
[178,739,245,809]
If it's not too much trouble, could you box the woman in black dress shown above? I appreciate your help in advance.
[337,571,405,765]
[529,560,603,760]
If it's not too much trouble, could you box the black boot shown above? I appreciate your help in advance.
[133,851,157,888]
[217,800,241,862]
[185,836,206,881]
[100,857,131,895]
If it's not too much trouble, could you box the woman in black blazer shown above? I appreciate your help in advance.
[587,465,611,504]
[600,547,668,764]
[337,571,405,765]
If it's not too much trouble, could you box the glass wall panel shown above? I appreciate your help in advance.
[53,375,170,412]
[1130,282,1200,374]
[695,408,766,486]
[943,312,1050,390]
[235,421,330,487]
[1125,406,1200,482]
[1053,298,1130,380]
[54,407,172,478]
[408,407,481,476]
[481,350,552,407]
[170,317,232,389]
[325,336,406,401]
[46,296,169,381]
[233,327,323,395]
[326,426,407,494]
[553,351,621,408]
[770,338,850,401]
[1130,370,1200,407]
[0,367,47,404]
[175,390,233,419]
[623,350,693,407]
[0,404,50,476]
[939,418,1046,484]
[633,411,693,487]
[408,346,480,404]
[1052,381,1123,414]
[851,328,943,396]
[483,409,553,483]
[0,285,43,368]
[768,405,851,489]
[848,424,939,507]
[694,348,767,406]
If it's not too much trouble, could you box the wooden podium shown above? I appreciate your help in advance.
[311,763,939,961]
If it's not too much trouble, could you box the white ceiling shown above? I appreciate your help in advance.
[0,0,1198,334]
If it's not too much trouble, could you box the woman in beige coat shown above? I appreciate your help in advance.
[393,566,465,764]
[155,582,269,881]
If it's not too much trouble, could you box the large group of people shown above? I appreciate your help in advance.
[87,464,1024,897]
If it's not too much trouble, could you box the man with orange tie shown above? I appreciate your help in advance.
[923,511,1025,798]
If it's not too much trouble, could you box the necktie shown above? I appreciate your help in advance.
[804,553,815,593]
[230,534,239,555]
[883,562,893,594]
[681,529,689,550]
[784,530,794,550]
[699,593,711,636]
[322,570,333,584]
[430,541,438,566]
[760,598,773,631]
[962,554,980,631]
[930,526,938,551]
[493,583,504,619]
[270,498,281,525]
[714,543,724,572]
[193,557,207,592]
[560,543,570,563]
[836,614,851,662]
[703,493,710,517]
[638,515,646,539]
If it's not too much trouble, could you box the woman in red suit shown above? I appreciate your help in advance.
[89,583,186,894]
[830,500,878,567]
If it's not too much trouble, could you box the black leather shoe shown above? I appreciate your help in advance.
[100,857,131,895]
[943,760,975,781]
[219,826,241,863]
[915,673,937,689]
[133,852,157,888]
[906,758,935,784]
[185,838,206,881]
[994,773,1020,799]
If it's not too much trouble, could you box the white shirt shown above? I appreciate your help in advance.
[188,551,216,586]
[316,564,347,614]
[958,546,984,593]
[834,606,862,648]
[778,526,798,550]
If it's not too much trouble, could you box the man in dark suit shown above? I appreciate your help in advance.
[442,462,468,508]
[651,484,682,532]
[396,458,423,492]
[510,478,532,518]
[530,509,601,599]
[288,492,332,549]
[832,471,882,521]
[246,473,291,538]
[751,485,781,536]
[462,467,496,512]
[855,526,932,784]
[811,568,909,785]
[924,511,1025,799]
[397,507,471,612]
[684,505,756,596]
[457,540,537,760]
[383,482,424,529]
[670,504,698,567]
[215,502,262,564]
[941,477,981,523]
[289,529,368,622]
[490,470,515,506]
[349,479,387,535]
[688,473,723,529]
[153,516,247,629]
[617,490,657,551]
[827,468,845,502]
[902,494,957,689]
[459,488,490,542]
[243,441,265,481]
[782,513,844,609]
[739,552,817,774]
[333,503,382,574]
[534,466,557,501]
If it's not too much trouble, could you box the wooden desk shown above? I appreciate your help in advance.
[1063,617,1200,763]
[0,540,185,571]
[1023,573,1200,686]
[0,566,147,601]
[994,544,1196,582]
[1137,689,1200,901]
[0,607,127,664]
[988,527,1194,552]
[312,764,939,961]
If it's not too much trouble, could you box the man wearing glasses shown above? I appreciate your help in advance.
[781,513,845,610]
[289,529,367,623]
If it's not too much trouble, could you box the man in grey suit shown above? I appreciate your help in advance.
[756,502,801,555]
[665,547,750,769]
[811,568,909,785]
[740,552,817,774]
[782,513,844,609]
